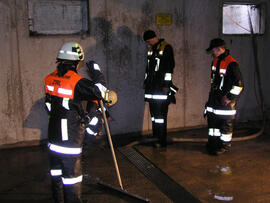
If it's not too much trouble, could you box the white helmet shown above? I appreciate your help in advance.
[57,42,84,61]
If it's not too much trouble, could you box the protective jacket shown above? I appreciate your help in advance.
[44,69,102,153]
[205,50,243,119]
[144,39,177,103]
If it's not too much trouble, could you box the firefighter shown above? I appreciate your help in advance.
[143,30,178,148]
[84,61,118,137]
[44,42,108,202]
[204,38,244,155]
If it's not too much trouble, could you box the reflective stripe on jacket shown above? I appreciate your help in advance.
[45,70,84,150]
[212,55,236,76]
[144,39,175,102]
[44,70,82,99]
[206,51,244,119]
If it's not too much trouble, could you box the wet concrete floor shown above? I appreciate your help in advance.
[0,121,269,203]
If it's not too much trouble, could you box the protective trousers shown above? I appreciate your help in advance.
[207,113,233,152]
[149,100,169,147]
[49,151,82,203]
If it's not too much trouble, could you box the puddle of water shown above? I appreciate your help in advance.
[208,189,234,201]
[214,194,234,201]
[219,166,232,175]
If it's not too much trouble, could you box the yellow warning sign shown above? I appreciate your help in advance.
[156,14,172,25]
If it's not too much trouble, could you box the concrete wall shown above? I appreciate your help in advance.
[0,0,269,146]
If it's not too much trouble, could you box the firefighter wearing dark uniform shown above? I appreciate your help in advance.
[205,38,244,155]
[83,61,117,137]
[143,30,178,148]
[44,42,107,202]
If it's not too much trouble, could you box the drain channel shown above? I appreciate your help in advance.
[118,146,200,203]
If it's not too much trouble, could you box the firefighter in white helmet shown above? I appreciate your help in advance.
[44,42,108,202]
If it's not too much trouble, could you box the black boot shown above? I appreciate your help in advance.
[51,176,64,203]
[206,142,217,155]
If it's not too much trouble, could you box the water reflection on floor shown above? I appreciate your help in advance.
[0,121,269,202]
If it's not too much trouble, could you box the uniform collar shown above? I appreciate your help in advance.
[152,39,164,50]
[218,49,230,60]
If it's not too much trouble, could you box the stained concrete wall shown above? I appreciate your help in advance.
[0,0,269,146]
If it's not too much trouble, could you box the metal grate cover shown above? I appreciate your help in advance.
[118,146,200,203]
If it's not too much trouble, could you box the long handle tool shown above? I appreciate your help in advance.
[99,100,150,202]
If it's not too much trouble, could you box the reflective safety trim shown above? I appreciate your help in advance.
[46,85,54,91]
[50,169,62,176]
[62,98,70,110]
[208,128,221,136]
[89,117,98,126]
[95,83,107,98]
[145,73,147,80]
[93,63,101,71]
[58,88,72,96]
[98,107,106,112]
[221,133,232,142]
[45,102,51,112]
[170,86,177,93]
[59,50,79,56]
[152,95,167,100]
[154,118,164,124]
[145,94,152,99]
[159,50,163,55]
[62,175,83,185]
[214,195,233,201]
[230,85,243,95]
[220,68,226,74]
[155,58,160,71]
[145,94,168,100]
[86,128,97,136]
[48,143,82,155]
[219,75,224,90]
[206,107,236,116]
[61,119,68,141]
[212,66,216,71]
[164,73,172,81]
[148,51,153,56]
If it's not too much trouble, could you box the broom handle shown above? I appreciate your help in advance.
[100,100,123,189]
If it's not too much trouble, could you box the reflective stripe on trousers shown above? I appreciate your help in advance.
[48,143,82,155]
[50,169,62,176]
[62,175,83,185]
[206,107,236,116]
[151,117,165,124]
[208,128,232,142]
[50,169,83,185]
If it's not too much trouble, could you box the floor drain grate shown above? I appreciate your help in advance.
[118,146,200,203]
